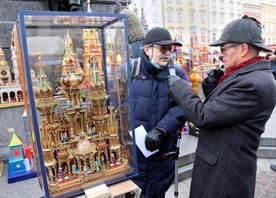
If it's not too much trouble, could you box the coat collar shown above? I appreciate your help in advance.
[204,60,271,102]
[140,51,170,80]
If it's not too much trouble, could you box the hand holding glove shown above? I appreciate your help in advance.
[168,75,181,87]
[145,127,168,152]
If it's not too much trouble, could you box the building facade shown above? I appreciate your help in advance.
[128,0,276,54]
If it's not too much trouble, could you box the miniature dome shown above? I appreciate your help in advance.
[61,73,83,87]
[0,48,9,67]
[75,133,96,155]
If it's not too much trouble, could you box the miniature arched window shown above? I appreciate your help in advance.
[49,131,55,145]
[10,91,16,102]
[2,92,8,102]
[76,116,82,131]
[86,158,91,169]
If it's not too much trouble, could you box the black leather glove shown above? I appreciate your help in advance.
[202,69,224,97]
[168,75,180,87]
[145,127,167,152]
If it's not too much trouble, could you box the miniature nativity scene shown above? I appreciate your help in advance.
[17,18,135,196]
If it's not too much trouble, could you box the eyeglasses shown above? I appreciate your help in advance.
[150,45,174,54]
[220,44,241,54]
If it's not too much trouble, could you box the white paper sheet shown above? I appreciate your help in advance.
[129,125,159,158]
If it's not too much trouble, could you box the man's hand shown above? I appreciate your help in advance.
[168,76,180,87]
[145,127,167,151]
[268,53,276,61]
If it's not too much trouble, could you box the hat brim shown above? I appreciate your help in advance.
[252,43,272,52]
[153,40,182,46]
[210,40,272,52]
[209,39,226,46]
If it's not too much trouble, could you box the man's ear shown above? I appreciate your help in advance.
[143,46,151,56]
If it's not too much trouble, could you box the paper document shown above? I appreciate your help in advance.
[129,125,159,158]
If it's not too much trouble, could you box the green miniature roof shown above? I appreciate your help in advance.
[9,133,23,147]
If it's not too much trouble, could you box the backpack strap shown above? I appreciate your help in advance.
[131,57,141,81]
[130,58,154,81]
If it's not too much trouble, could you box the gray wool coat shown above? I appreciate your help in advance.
[169,60,276,198]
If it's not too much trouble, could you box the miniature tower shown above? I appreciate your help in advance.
[7,131,37,183]
[107,35,124,155]
[10,25,20,84]
[87,0,92,13]
[60,31,86,136]
[82,29,103,90]
[8,133,25,174]
[34,55,60,181]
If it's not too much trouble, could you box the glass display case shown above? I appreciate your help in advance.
[15,10,137,197]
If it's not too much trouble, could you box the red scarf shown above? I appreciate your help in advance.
[218,57,264,84]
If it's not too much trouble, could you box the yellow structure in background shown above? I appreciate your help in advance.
[190,67,202,95]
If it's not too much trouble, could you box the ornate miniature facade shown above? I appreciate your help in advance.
[0,48,22,104]
[31,29,131,196]
[0,26,23,105]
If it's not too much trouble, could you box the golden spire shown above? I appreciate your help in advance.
[87,0,92,13]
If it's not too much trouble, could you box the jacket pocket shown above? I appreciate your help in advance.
[196,147,218,166]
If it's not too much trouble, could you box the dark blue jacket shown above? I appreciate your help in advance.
[131,51,186,198]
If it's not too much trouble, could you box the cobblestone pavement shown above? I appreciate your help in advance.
[255,169,276,198]
[166,158,276,198]
[255,159,276,198]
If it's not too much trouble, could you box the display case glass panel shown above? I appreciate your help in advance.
[16,10,137,197]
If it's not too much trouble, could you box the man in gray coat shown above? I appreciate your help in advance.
[168,15,276,197]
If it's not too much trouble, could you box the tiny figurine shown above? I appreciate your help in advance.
[91,126,96,136]
[57,167,64,183]
[60,131,67,143]
[69,128,75,139]
[63,165,68,175]
[95,160,100,171]
[83,164,88,175]
[87,125,92,135]
[72,164,79,179]
[101,155,105,165]
[110,153,117,168]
